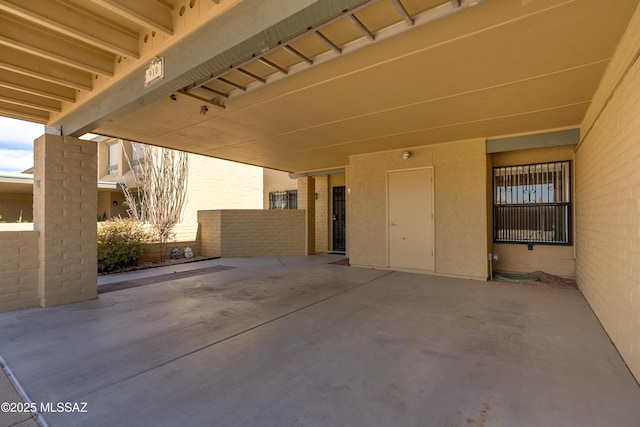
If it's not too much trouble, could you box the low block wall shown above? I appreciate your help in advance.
[198,210,305,257]
[138,223,201,263]
[0,229,39,312]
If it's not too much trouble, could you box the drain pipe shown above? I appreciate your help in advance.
[488,252,493,280]
[488,252,498,280]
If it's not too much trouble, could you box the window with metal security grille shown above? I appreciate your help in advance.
[493,161,571,245]
[269,190,297,209]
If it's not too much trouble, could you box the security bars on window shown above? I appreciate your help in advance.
[493,161,571,245]
[269,190,298,210]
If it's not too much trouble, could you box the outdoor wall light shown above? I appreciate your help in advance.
[402,151,411,160]
[170,94,177,101]
[112,200,118,206]
[200,105,208,115]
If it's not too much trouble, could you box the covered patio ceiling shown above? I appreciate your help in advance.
[0,0,638,173]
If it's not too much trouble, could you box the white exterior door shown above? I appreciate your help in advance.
[388,168,434,271]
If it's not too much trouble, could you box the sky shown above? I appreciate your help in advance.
[0,117,45,173]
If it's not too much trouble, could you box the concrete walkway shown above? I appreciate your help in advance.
[0,254,638,426]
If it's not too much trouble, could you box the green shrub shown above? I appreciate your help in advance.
[97,218,151,273]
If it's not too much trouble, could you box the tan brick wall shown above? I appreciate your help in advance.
[0,230,39,312]
[0,193,33,222]
[183,154,263,225]
[263,168,338,253]
[138,223,201,262]
[491,145,576,277]
[198,210,222,257]
[348,139,489,279]
[34,135,97,307]
[198,210,305,257]
[576,7,640,381]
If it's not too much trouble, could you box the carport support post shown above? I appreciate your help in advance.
[297,176,315,255]
[33,134,98,307]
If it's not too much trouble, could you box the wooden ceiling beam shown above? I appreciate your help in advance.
[0,0,139,58]
[91,0,173,36]
[0,45,93,91]
[0,68,76,102]
[0,13,114,76]
[0,86,62,112]
[0,100,49,123]
[390,0,413,26]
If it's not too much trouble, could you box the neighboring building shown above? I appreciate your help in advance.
[0,171,119,223]
[95,138,263,240]
[0,172,34,223]
[263,168,346,254]
[0,138,264,243]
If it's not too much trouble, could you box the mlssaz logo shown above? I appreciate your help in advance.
[39,402,89,413]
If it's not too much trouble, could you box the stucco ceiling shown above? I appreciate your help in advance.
[1,0,638,173]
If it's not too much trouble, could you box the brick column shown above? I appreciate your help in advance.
[33,134,97,307]
[314,175,329,253]
[297,176,315,256]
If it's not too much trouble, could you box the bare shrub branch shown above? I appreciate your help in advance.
[120,140,189,261]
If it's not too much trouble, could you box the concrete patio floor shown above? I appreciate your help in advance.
[0,254,638,427]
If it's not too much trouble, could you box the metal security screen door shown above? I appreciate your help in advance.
[332,186,346,251]
[388,168,434,271]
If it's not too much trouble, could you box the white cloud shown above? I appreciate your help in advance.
[0,117,43,172]
[0,117,44,149]
[0,148,33,172]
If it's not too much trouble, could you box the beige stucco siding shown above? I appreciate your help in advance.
[492,243,574,277]
[575,7,640,381]
[263,168,297,209]
[347,153,388,267]
[491,145,576,277]
[315,175,329,253]
[433,140,488,279]
[348,138,488,279]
